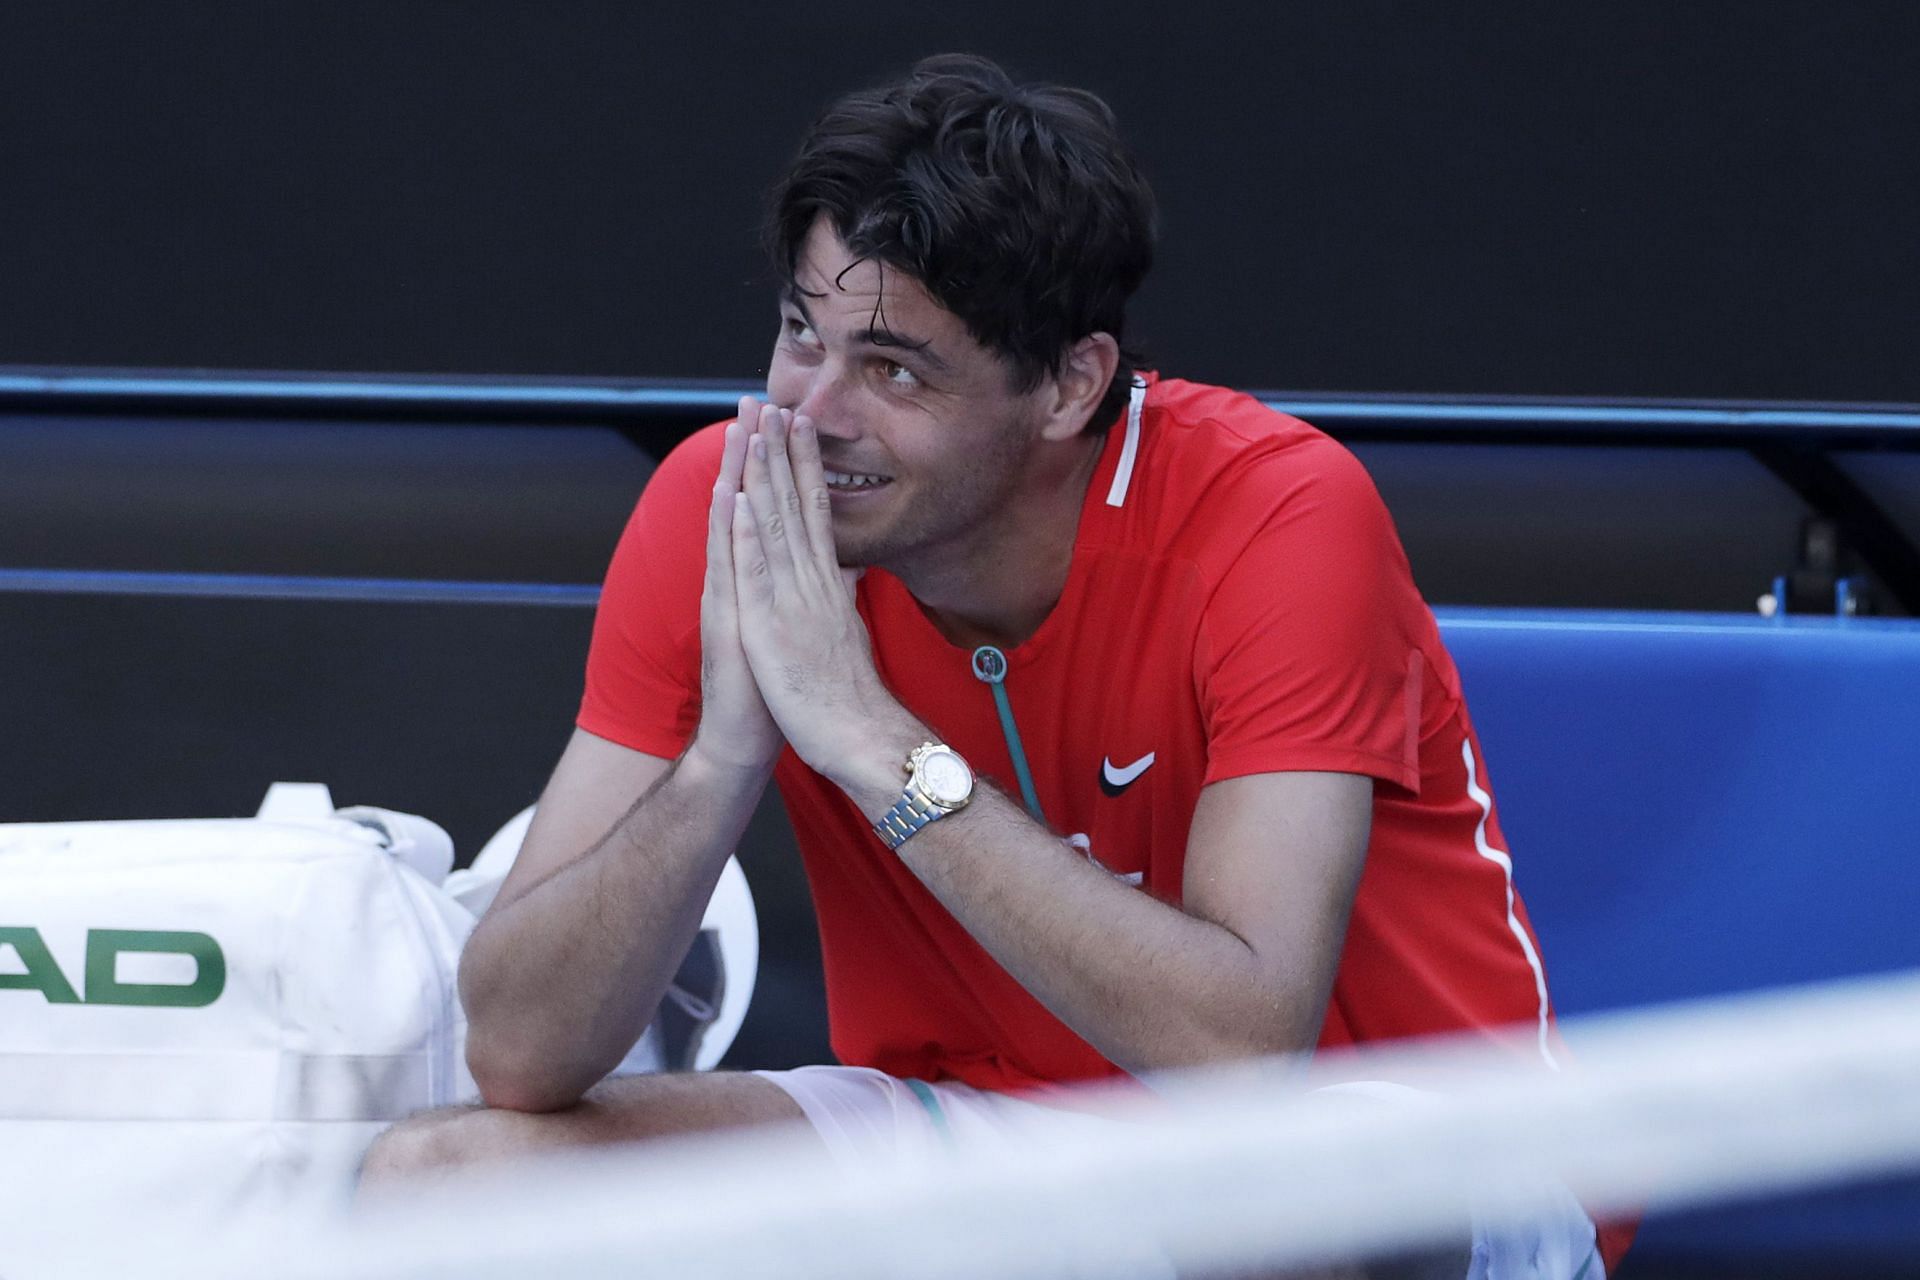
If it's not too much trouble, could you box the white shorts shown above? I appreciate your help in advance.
[750,1064,1100,1165]
[755,1067,1605,1280]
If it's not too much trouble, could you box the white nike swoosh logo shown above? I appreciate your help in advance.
[1101,752,1156,791]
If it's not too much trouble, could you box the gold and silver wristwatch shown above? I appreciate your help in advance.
[873,742,975,850]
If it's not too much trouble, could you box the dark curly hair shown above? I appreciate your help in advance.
[767,54,1157,433]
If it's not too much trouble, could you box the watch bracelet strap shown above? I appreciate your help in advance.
[874,785,948,850]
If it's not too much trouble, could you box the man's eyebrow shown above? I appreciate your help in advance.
[779,281,952,374]
[861,326,951,372]
[780,283,823,326]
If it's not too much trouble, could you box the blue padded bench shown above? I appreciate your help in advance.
[1436,608,1920,1264]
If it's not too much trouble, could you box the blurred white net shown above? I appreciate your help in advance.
[43,970,1920,1280]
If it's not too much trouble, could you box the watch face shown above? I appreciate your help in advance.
[919,749,973,805]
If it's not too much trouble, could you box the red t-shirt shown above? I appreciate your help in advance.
[583,373,1562,1080]
[583,376,1632,1267]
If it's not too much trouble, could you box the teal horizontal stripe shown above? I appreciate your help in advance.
[1276,399,1920,432]
[0,369,744,415]
[11,572,1920,628]
[1433,605,1920,639]
[4,367,1919,437]
[0,568,600,607]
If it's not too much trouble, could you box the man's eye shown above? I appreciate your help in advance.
[879,360,920,387]
[784,317,818,344]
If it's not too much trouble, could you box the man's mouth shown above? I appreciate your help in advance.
[823,468,894,493]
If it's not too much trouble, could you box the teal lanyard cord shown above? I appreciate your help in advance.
[971,646,1046,824]
[903,1078,956,1149]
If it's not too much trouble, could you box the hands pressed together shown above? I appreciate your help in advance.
[692,397,915,798]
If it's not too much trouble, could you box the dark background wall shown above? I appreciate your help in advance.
[3,1,1916,402]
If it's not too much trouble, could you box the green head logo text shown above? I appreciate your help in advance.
[0,927,226,1008]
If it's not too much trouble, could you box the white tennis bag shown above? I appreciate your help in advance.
[0,784,475,1267]
[0,784,759,1277]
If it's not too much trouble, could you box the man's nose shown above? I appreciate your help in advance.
[781,365,855,441]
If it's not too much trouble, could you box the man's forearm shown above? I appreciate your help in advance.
[888,786,1310,1075]
[459,745,771,1111]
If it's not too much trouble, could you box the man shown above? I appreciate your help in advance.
[363,54,1625,1276]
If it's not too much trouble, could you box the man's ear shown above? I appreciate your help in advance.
[1039,332,1121,443]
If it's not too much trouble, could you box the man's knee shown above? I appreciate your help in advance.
[358,1102,493,1192]
[357,1071,810,1197]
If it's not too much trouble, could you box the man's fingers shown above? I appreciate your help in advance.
[705,483,736,606]
[742,433,801,595]
[719,401,754,495]
[761,408,814,564]
[712,404,767,607]
[790,414,839,571]
[731,493,775,607]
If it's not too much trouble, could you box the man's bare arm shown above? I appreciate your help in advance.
[457,730,770,1113]
[461,400,789,1113]
[856,762,1372,1074]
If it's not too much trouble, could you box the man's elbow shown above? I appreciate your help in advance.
[1237,990,1327,1060]
[460,976,592,1112]
[464,1031,591,1114]
[1149,996,1322,1072]
[1187,1024,1317,1069]
[456,932,588,1112]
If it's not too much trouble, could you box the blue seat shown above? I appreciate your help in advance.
[1438,608,1920,1262]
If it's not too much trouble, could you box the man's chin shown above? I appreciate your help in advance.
[833,537,880,570]
[830,520,889,570]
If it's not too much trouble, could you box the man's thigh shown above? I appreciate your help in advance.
[359,1070,813,1194]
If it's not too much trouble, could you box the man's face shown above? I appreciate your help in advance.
[765,217,1051,570]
